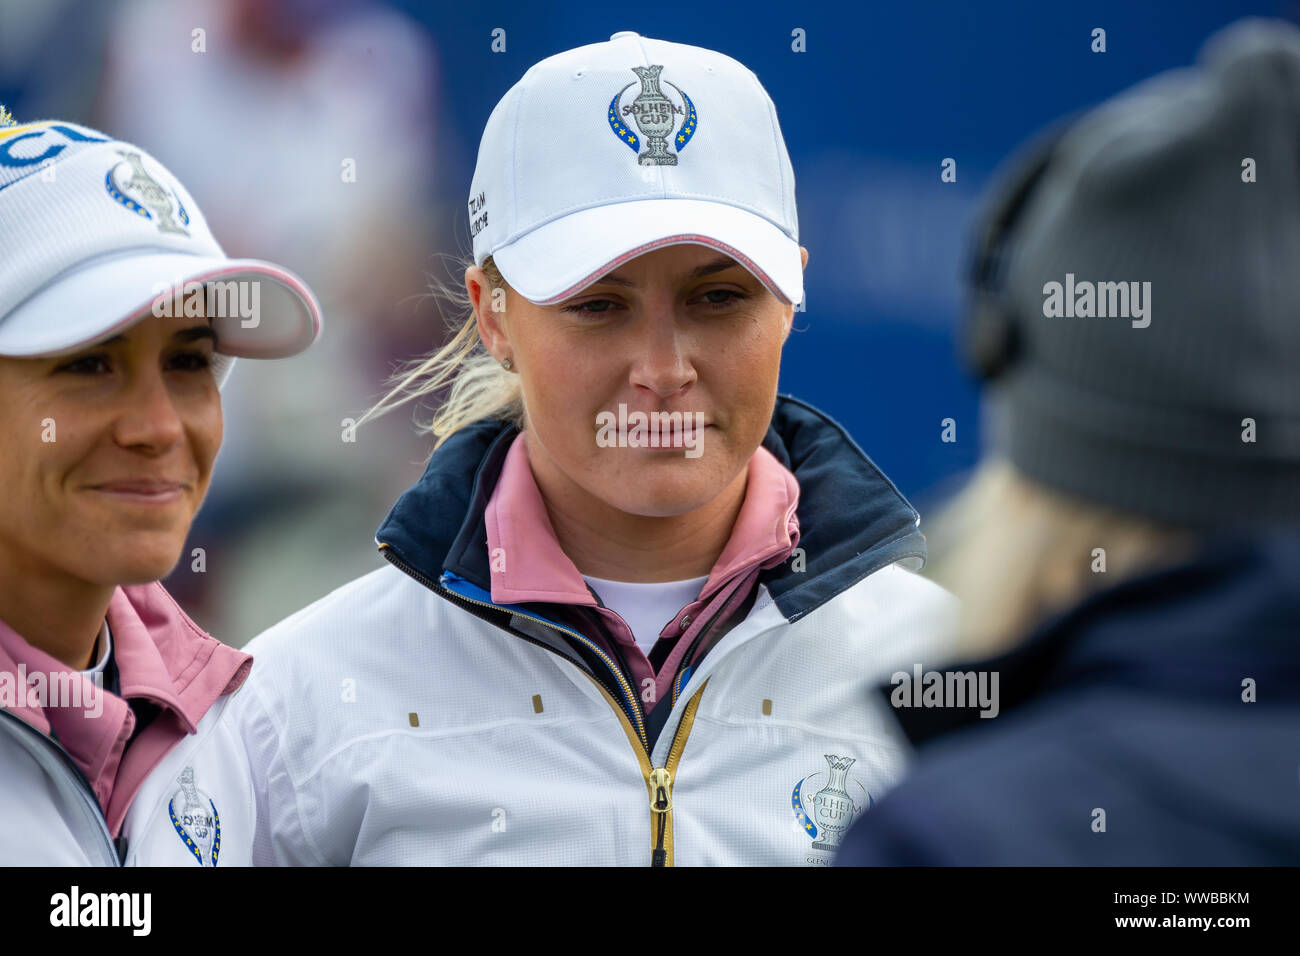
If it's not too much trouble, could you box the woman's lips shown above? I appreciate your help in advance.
[616,423,712,447]
[89,481,186,504]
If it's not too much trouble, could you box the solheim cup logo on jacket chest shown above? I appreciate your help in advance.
[792,755,871,864]
[607,64,698,166]
[169,766,221,866]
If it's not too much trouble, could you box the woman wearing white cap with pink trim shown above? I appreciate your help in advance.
[229,33,957,866]
[0,113,320,865]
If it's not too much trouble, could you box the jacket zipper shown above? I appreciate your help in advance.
[0,708,121,865]
[379,542,704,865]
[647,595,743,866]
[648,678,708,866]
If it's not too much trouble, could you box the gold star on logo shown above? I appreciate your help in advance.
[0,105,15,128]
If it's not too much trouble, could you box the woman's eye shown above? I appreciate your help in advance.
[699,289,744,306]
[561,291,746,314]
[562,299,617,315]
[56,355,111,375]
[168,350,212,371]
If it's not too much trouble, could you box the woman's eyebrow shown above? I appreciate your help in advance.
[171,326,218,344]
[686,256,745,280]
[599,255,742,288]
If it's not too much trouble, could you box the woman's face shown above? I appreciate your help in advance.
[471,243,808,518]
[0,312,222,590]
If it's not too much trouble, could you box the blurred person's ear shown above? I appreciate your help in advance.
[962,119,1076,384]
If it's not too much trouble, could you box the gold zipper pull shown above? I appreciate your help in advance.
[649,767,672,813]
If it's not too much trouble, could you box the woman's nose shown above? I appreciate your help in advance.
[113,369,186,454]
[628,313,698,398]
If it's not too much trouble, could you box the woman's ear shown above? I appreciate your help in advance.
[466,265,507,358]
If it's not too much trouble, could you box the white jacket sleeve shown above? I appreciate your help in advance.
[224,664,326,866]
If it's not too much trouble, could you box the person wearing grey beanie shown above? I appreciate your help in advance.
[837,17,1300,866]
[979,16,1300,533]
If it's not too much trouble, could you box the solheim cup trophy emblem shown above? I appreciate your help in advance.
[105,149,191,236]
[810,755,857,850]
[630,65,677,165]
[792,754,870,856]
[607,64,699,165]
[168,766,221,866]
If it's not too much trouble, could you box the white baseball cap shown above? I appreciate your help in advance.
[469,31,803,306]
[0,118,322,389]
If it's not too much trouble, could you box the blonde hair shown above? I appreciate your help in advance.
[354,254,524,452]
[924,459,1198,658]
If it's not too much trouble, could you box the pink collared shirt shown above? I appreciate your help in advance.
[0,582,250,837]
[485,433,800,710]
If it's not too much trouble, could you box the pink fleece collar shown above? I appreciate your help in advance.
[485,432,800,713]
[107,583,251,732]
[0,581,250,836]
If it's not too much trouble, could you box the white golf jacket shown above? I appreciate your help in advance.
[228,395,960,866]
[0,583,256,866]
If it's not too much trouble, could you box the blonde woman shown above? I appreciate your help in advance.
[229,32,957,866]
[838,19,1300,866]
[0,117,320,865]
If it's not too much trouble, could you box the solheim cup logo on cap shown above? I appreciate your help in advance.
[168,766,221,866]
[792,754,871,862]
[608,64,698,166]
[105,149,191,235]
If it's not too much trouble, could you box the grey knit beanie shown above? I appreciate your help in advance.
[967,17,1300,531]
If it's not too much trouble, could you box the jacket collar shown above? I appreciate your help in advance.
[483,431,800,607]
[0,582,249,735]
[375,393,926,624]
[0,580,251,827]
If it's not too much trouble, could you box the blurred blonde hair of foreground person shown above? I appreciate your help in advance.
[837,17,1300,866]
[926,460,1197,658]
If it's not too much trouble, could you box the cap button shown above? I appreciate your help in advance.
[610,31,640,40]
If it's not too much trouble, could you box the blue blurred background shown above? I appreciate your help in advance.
[1,0,1289,643]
